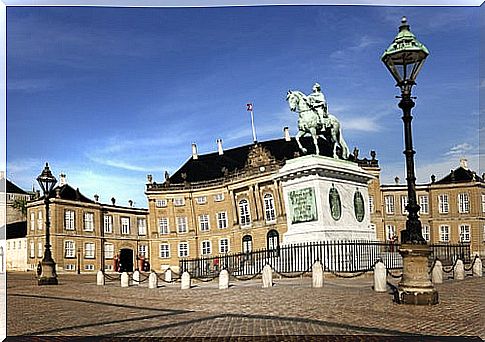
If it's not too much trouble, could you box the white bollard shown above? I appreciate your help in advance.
[96,270,105,286]
[133,270,140,286]
[219,269,229,289]
[148,272,158,289]
[454,259,465,280]
[121,272,129,287]
[431,260,443,284]
[181,271,191,290]
[373,261,387,292]
[472,257,482,277]
[165,268,172,282]
[312,261,324,288]
[262,264,273,288]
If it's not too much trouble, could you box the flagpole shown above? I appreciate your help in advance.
[247,103,257,143]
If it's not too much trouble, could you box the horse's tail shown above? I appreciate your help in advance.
[338,127,350,159]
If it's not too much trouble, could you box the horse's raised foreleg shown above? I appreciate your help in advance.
[295,130,307,154]
[310,127,319,155]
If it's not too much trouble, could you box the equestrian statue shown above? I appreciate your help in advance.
[286,83,349,159]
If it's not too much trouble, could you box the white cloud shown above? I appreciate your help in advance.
[444,143,474,156]
[341,116,382,132]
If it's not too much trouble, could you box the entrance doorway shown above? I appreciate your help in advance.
[119,248,134,272]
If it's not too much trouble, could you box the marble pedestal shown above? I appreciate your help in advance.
[38,259,58,285]
[275,155,376,245]
[398,244,439,305]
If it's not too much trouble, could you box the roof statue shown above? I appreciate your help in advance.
[286,83,349,159]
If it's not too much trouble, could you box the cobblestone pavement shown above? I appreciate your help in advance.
[6,272,484,339]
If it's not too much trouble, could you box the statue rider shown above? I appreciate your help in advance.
[307,83,328,128]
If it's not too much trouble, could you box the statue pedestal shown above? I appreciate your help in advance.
[275,155,376,245]
[398,244,439,305]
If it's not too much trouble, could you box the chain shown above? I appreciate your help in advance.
[464,255,479,272]
[442,257,460,274]
[103,273,121,281]
[386,269,403,279]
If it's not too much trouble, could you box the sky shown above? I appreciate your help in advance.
[6,4,483,208]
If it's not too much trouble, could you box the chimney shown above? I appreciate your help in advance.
[217,138,223,155]
[394,176,399,185]
[94,194,99,202]
[128,200,133,207]
[460,157,468,170]
[283,127,291,142]
[192,143,198,160]
[111,197,116,205]
[59,173,67,186]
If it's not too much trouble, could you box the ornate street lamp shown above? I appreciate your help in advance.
[382,17,438,305]
[37,163,58,285]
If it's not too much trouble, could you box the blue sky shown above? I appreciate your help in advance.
[6,5,482,208]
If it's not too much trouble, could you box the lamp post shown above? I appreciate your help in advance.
[382,17,438,305]
[37,163,58,285]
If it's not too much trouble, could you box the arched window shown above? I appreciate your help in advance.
[267,230,279,250]
[242,235,253,253]
[263,193,276,222]
[238,199,251,227]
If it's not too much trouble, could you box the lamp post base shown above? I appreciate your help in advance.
[398,243,438,305]
[38,259,58,286]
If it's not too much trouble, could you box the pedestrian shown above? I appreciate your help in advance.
[36,262,42,277]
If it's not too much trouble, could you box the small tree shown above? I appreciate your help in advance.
[11,198,28,219]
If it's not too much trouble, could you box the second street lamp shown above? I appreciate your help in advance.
[382,17,438,305]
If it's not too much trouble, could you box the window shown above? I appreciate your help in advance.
[64,264,75,271]
[458,193,470,213]
[65,210,75,230]
[201,240,211,255]
[173,198,185,206]
[159,244,170,258]
[104,215,113,233]
[159,218,169,235]
[18,241,22,249]
[242,235,252,253]
[400,195,408,215]
[422,225,430,242]
[177,217,188,233]
[264,193,276,222]
[198,215,210,232]
[37,241,43,258]
[178,242,189,257]
[482,194,485,213]
[30,212,35,230]
[84,264,95,271]
[438,194,449,214]
[155,199,167,207]
[217,212,228,229]
[120,217,130,234]
[138,245,147,258]
[29,241,35,258]
[104,243,114,259]
[239,199,251,226]
[385,225,396,241]
[219,238,230,254]
[196,196,207,204]
[459,224,471,242]
[85,243,95,258]
[267,230,279,250]
[368,196,374,214]
[37,211,43,230]
[419,195,429,214]
[84,212,94,231]
[439,225,450,242]
[65,240,75,258]
[214,193,224,202]
[384,195,395,214]
[137,218,147,235]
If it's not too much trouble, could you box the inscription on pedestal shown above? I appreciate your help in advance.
[288,187,317,224]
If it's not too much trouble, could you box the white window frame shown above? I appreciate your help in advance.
[30,212,35,231]
[214,193,224,202]
[138,244,147,258]
[239,199,251,227]
[459,224,471,243]
[84,242,95,259]
[104,243,114,259]
[159,217,169,235]
[104,215,113,233]
[84,212,94,232]
[159,244,170,258]
[422,225,430,242]
[198,215,210,232]
[84,264,95,271]
[29,241,35,258]
[120,217,130,235]
[419,195,429,214]
[156,199,167,208]
[37,211,43,230]
[65,240,75,258]
[242,235,252,253]
[385,225,396,241]
[173,198,185,206]
[201,240,211,255]
[219,238,230,254]
[368,196,374,214]
[384,195,395,215]
[217,211,228,229]
[263,193,276,222]
[178,242,189,258]
[439,225,450,242]
[177,216,188,233]
[400,195,408,215]
[482,194,485,213]
[65,210,75,230]
[458,193,470,214]
[37,241,43,258]
[196,196,207,204]
[438,194,449,214]
[137,218,147,235]
[64,264,75,271]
